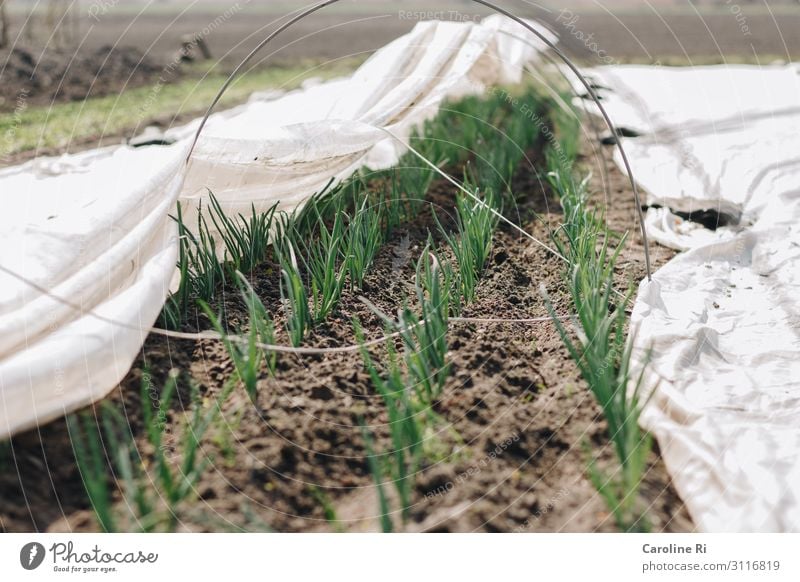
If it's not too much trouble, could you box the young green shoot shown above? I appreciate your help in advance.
[298,208,349,323]
[437,187,500,305]
[68,370,226,532]
[207,192,277,275]
[275,239,311,347]
[345,197,384,290]
[200,273,277,404]
[356,323,424,528]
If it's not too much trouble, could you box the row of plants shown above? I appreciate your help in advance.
[68,87,546,532]
[67,371,231,532]
[353,91,549,529]
[69,84,654,534]
[543,99,653,532]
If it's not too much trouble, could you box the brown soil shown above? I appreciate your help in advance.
[0,122,693,532]
[0,45,164,110]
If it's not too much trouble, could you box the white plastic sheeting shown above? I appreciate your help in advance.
[0,145,186,438]
[576,64,800,222]
[0,16,554,439]
[581,65,800,531]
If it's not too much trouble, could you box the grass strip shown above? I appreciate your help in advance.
[0,61,360,158]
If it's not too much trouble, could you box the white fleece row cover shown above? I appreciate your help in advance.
[581,65,800,531]
[0,16,554,439]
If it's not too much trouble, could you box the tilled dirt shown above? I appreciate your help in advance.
[0,45,164,110]
[0,129,693,533]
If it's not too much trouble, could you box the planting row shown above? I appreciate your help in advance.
[63,84,654,532]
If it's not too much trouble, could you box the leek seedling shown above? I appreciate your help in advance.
[437,188,500,305]
[382,172,406,233]
[396,164,435,215]
[356,324,424,526]
[275,240,311,347]
[543,99,653,531]
[360,421,394,533]
[544,269,653,532]
[237,274,278,376]
[200,301,259,402]
[296,208,349,323]
[207,192,277,274]
[185,201,226,303]
[159,203,192,330]
[289,178,343,236]
[200,274,276,403]
[139,373,220,530]
[355,247,455,530]
[399,249,452,402]
[308,485,345,533]
[68,412,117,532]
[360,423,394,533]
[69,371,225,532]
[361,246,454,404]
[345,197,384,290]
